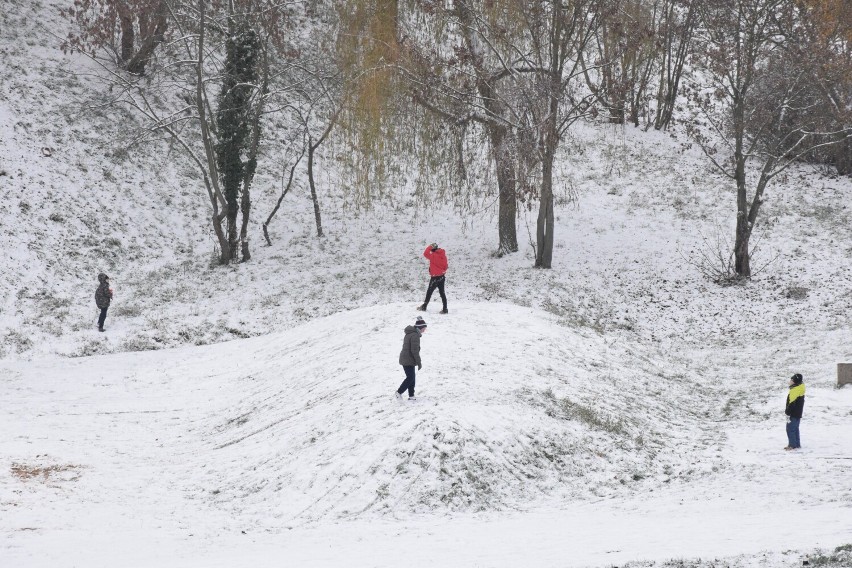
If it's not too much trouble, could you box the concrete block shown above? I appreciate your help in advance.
[838,363,852,387]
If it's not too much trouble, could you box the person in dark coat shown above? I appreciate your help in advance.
[95,273,113,332]
[784,373,805,450]
[417,243,448,314]
[396,317,427,400]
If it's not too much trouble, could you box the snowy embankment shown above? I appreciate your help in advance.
[2,0,852,565]
[1,302,705,525]
[2,302,851,567]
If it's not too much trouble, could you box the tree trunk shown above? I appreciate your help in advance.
[654,0,695,131]
[118,11,135,64]
[308,139,324,238]
[455,0,517,256]
[227,201,239,261]
[536,12,561,269]
[733,93,750,277]
[239,46,268,262]
[239,158,254,262]
[126,1,168,76]
[492,127,518,255]
[535,115,557,265]
[196,0,230,264]
[654,2,676,130]
[610,104,626,125]
[836,136,852,176]
[535,154,555,268]
[733,214,751,277]
[223,19,240,263]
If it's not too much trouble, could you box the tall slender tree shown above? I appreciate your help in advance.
[216,15,260,261]
[581,0,657,126]
[515,1,599,268]
[653,0,697,130]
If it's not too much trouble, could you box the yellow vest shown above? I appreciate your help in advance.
[788,384,805,404]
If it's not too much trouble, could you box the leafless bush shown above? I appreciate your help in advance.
[4,330,33,353]
[784,286,809,300]
[681,223,777,285]
[69,340,110,358]
[112,303,143,318]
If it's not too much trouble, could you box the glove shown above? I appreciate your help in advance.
[418,364,422,371]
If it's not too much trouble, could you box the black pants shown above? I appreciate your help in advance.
[397,365,416,397]
[97,307,108,330]
[424,275,447,311]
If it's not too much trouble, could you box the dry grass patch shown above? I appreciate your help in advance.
[11,462,82,482]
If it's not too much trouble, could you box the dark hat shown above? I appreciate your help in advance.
[791,373,803,384]
[414,317,427,329]
[430,243,439,251]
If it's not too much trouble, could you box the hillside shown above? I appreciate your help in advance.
[2,303,851,566]
[1,0,851,368]
[1,0,852,566]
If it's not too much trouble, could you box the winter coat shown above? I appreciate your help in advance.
[424,246,448,277]
[785,383,805,419]
[398,325,422,367]
[95,273,113,309]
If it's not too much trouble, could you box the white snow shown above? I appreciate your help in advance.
[2,303,852,566]
[1,0,852,566]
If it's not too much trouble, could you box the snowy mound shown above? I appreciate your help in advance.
[189,302,709,522]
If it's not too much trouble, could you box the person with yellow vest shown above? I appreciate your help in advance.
[784,373,805,450]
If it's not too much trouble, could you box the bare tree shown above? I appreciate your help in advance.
[263,144,305,245]
[514,1,599,268]
[340,0,522,255]
[263,1,343,242]
[653,0,697,130]
[581,0,658,126]
[691,0,851,278]
[63,0,169,75]
[69,0,300,264]
[395,1,598,266]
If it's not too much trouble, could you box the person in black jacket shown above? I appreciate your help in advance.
[94,273,113,332]
[396,317,427,400]
[784,373,805,450]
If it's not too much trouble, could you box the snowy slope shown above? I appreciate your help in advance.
[2,0,852,566]
[1,302,851,567]
[192,302,712,523]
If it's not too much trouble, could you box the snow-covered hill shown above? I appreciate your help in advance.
[2,302,851,567]
[193,302,716,522]
[2,0,852,566]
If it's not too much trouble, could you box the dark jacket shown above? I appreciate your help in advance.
[398,325,422,367]
[785,383,805,419]
[95,273,112,309]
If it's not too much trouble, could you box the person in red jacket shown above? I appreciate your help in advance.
[418,243,448,314]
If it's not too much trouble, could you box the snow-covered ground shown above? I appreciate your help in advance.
[2,303,851,567]
[2,0,852,566]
